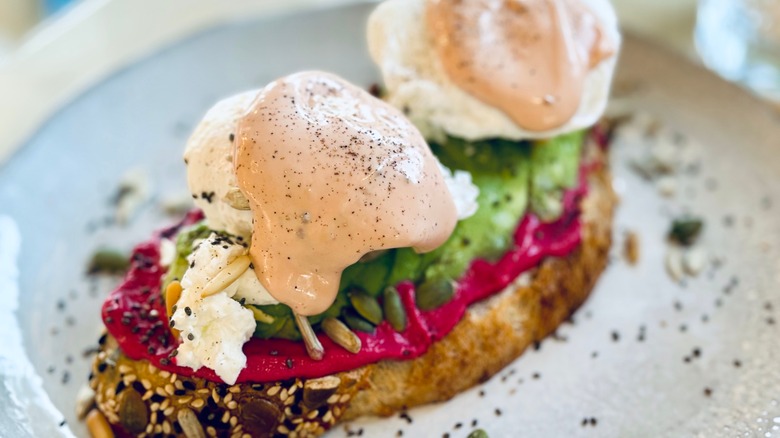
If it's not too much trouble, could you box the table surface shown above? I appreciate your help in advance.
[0,0,698,166]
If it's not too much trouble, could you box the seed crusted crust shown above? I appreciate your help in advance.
[90,159,615,438]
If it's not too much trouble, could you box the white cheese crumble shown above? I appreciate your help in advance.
[438,162,479,220]
[171,233,278,384]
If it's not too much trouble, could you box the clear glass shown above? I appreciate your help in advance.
[696,0,780,99]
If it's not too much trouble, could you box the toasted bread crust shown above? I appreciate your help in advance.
[89,161,615,438]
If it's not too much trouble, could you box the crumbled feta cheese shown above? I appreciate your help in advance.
[159,238,176,268]
[171,232,278,384]
[438,162,479,220]
[172,292,254,385]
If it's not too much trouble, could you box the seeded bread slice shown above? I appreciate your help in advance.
[89,154,615,438]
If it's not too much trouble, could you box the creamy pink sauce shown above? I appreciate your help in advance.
[101,159,597,384]
[234,71,457,316]
[426,0,614,131]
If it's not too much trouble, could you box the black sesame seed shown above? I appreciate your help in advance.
[185,307,192,316]
[187,333,194,341]
[97,363,107,373]
[494,408,502,416]
[590,418,598,426]
[704,387,713,397]
[285,358,293,369]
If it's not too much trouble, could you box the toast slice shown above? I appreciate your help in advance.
[89,153,616,438]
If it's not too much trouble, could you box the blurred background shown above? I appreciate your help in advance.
[2,0,780,161]
[0,0,700,65]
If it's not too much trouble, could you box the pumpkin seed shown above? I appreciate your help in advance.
[240,398,282,435]
[303,375,341,409]
[342,309,375,333]
[668,217,703,246]
[118,390,148,435]
[348,290,383,325]
[322,318,361,353]
[87,249,129,275]
[383,286,407,332]
[467,429,490,438]
[416,278,455,311]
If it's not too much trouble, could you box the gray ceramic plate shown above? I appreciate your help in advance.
[1,2,779,437]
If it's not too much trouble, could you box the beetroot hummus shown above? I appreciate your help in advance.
[102,166,593,384]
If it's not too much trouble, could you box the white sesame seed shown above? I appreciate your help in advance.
[323,410,333,423]
[227,401,238,410]
[150,403,160,412]
[326,394,339,404]
[142,379,152,390]
[191,398,205,409]
[267,386,281,396]
[163,407,174,417]
[160,399,170,411]
[339,394,351,403]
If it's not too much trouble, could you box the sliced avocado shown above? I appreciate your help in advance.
[422,137,532,284]
[529,130,584,222]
